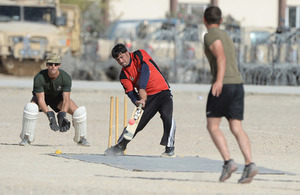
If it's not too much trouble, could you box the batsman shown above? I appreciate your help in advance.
[19,53,90,146]
[105,43,176,157]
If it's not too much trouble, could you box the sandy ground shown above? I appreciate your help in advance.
[1,73,300,194]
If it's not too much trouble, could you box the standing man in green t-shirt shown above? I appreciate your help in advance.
[203,6,258,183]
[19,53,90,147]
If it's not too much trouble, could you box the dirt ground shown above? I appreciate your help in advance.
[1,74,300,194]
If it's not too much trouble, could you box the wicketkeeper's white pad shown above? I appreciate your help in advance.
[20,103,38,142]
[72,106,87,142]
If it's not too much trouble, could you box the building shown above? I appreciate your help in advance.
[107,0,300,31]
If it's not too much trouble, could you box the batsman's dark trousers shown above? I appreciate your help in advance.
[134,90,176,147]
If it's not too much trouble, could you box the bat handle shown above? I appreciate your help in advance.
[138,103,143,108]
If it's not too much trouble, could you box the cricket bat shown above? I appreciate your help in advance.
[123,104,144,140]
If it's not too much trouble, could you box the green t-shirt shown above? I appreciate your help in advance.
[204,27,243,84]
[33,69,72,97]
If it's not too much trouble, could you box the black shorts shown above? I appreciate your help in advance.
[206,84,244,120]
[31,93,63,113]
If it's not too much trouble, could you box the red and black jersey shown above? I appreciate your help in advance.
[119,49,169,95]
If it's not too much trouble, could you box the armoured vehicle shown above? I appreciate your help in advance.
[0,0,81,75]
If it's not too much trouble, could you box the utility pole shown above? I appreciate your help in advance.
[210,0,218,6]
[170,0,177,17]
[278,0,286,27]
[102,0,109,27]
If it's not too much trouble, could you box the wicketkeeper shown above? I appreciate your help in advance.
[19,53,90,146]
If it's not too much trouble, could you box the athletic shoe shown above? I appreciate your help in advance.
[238,163,258,184]
[78,136,90,147]
[104,144,125,156]
[19,134,30,146]
[219,159,238,182]
[160,146,176,157]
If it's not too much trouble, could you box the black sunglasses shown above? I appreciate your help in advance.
[47,63,60,66]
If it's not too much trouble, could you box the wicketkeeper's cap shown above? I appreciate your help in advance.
[46,53,61,63]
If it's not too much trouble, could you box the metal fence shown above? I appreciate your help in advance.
[70,24,300,86]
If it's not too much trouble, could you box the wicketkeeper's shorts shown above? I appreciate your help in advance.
[31,93,63,112]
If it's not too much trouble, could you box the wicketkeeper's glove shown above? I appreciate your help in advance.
[57,111,71,132]
[46,111,60,131]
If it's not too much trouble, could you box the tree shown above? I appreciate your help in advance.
[61,0,107,37]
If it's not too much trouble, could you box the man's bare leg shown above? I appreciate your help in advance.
[207,117,238,182]
[207,117,230,161]
[229,119,252,164]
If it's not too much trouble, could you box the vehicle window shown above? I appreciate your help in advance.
[147,29,175,41]
[24,7,55,24]
[107,21,140,40]
[107,19,169,40]
[0,6,20,21]
[249,31,270,44]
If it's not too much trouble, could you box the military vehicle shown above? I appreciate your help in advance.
[0,0,81,75]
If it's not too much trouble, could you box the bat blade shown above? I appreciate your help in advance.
[123,104,143,140]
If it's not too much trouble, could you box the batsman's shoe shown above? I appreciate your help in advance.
[19,134,31,146]
[219,159,238,182]
[160,146,176,157]
[104,144,125,156]
[238,163,258,184]
[77,136,90,147]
